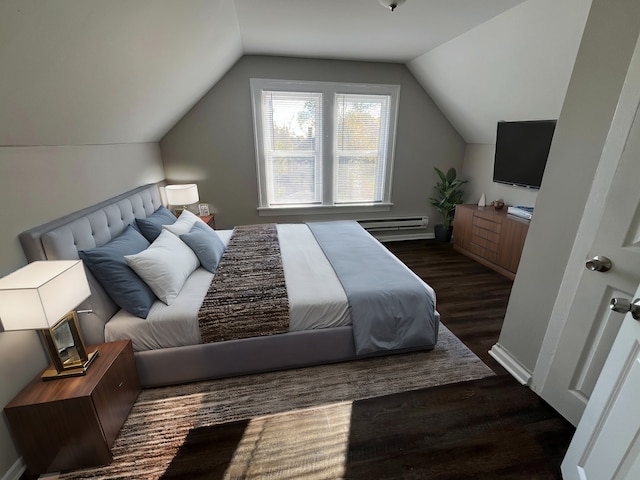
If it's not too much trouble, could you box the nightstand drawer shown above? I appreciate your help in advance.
[93,342,140,446]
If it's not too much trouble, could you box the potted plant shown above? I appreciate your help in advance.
[429,167,468,242]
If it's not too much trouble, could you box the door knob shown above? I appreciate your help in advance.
[610,297,640,320]
[585,255,612,272]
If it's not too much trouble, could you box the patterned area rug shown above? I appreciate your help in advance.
[57,324,494,480]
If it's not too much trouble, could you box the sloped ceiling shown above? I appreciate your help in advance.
[408,0,592,144]
[0,0,589,147]
[0,0,242,146]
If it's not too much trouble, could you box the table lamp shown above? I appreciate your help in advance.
[165,184,199,215]
[0,260,98,380]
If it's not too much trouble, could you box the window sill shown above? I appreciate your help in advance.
[257,203,393,217]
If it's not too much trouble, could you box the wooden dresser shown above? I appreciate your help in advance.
[452,204,530,280]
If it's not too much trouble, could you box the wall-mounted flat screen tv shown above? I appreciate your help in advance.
[493,120,556,189]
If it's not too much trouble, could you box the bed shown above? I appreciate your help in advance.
[19,183,439,388]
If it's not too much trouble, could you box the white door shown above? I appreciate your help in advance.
[537,36,640,426]
[561,290,640,479]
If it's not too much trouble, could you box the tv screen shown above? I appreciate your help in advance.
[493,120,556,189]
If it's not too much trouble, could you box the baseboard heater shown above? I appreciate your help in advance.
[357,217,431,242]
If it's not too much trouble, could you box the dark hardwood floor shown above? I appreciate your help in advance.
[383,239,576,478]
[387,239,515,375]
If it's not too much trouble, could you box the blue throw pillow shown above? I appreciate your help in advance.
[79,225,157,318]
[180,222,226,273]
[135,205,176,242]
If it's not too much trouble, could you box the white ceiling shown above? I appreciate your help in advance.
[234,0,525,62]
[0,0,589,147]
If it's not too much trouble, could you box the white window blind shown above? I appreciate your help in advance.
[251,79,399,213]
[262,91,322,205]
[335,93,390,204]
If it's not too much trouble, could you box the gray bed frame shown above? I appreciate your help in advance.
[19,183,438,388]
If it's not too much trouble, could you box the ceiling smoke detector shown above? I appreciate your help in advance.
[378,0,406,12]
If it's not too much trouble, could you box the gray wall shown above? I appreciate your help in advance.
[160,56,466,229]
[0,143,164,477]
[496,0,640,372]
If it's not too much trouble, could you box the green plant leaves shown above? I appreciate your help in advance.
[428,167,468,228]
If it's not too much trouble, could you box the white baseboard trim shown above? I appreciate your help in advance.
[1,457,25,480]
[489,343,532,385]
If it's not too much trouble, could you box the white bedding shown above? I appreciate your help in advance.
[105,224,436,352]
[105,225,349,351]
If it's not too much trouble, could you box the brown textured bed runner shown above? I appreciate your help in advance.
[198,223,289,343]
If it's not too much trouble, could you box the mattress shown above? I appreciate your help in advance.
[105,224,436,352]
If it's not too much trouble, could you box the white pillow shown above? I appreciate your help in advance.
[162,209,207,236]
[124,230,199,305]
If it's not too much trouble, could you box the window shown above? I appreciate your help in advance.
[251,79,400,213]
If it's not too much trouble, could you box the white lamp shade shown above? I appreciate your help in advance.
[165,184,199,205]
[0,260,90,331]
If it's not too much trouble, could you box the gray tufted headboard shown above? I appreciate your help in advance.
[19,183,164,344]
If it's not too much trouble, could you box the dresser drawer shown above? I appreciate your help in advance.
[471,235,500,253]
[468,242,498,262]
[472,215,502,234]
[471,225,500,245]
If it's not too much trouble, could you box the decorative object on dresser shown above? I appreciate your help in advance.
[428,167,468,242]
[507,205,534,220]
[165,183,199,215]
[452,204,530,280]
[0,260,98,380]
[490,199,505,210]
[4,340,140,477]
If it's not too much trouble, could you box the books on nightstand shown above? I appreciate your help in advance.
[507,206,534,220]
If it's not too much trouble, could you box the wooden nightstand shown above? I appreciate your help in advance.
[4,340,140,476]
[198,214,216,229]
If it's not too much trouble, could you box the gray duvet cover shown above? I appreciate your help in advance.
[307,220,437,355]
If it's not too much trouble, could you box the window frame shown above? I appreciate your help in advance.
[250,78,400,215]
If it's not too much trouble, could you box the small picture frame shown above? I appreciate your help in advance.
[198,203,210,216]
